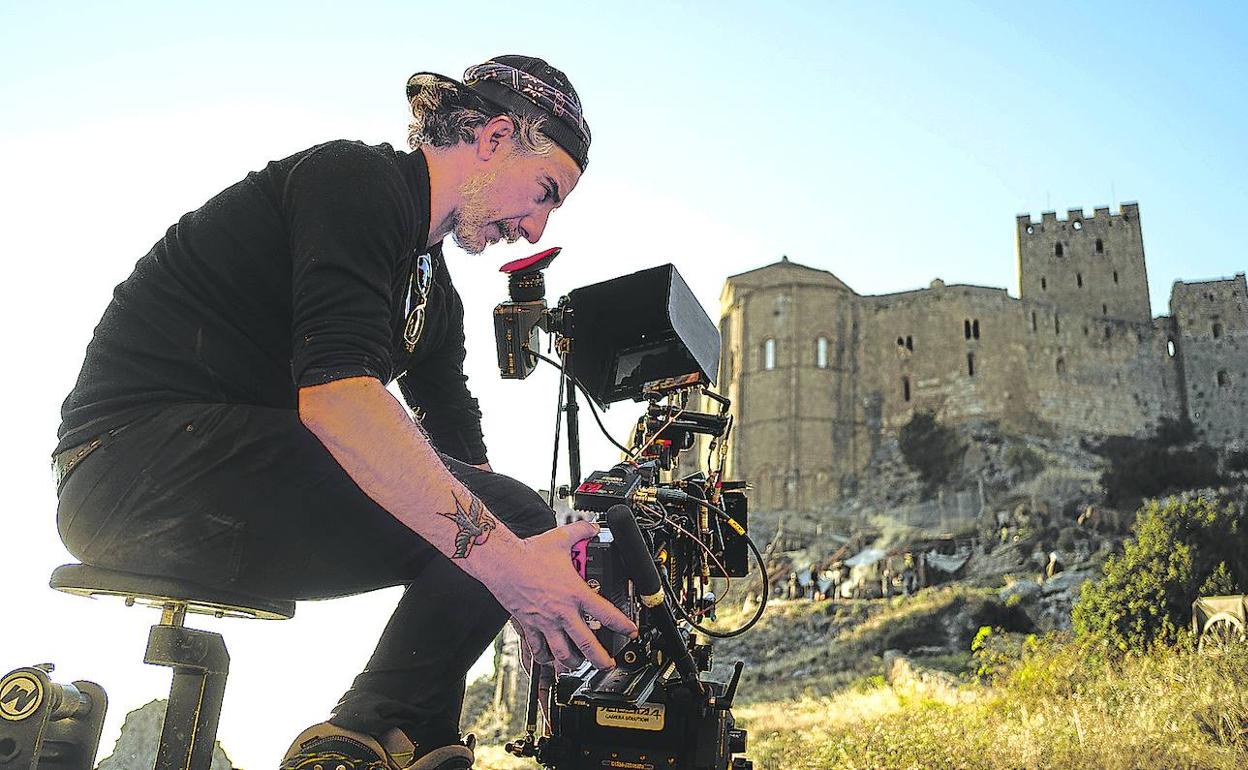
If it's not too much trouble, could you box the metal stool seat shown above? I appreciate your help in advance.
[50,563,295,620]
[50,563,295,770]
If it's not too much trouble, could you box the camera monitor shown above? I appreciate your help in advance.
[565,264,719,407]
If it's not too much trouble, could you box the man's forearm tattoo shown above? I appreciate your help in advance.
[438,491,497,558]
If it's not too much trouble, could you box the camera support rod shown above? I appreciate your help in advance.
[605,505,706,697]
[564,363,582,489]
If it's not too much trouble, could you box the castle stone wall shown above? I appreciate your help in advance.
[716,205,1244,512]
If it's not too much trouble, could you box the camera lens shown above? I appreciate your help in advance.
[509,271,546,302]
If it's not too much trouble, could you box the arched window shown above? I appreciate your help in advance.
[964,319,972,339]
[972,319,980,339]
[815,336,829,368]
[1055,243,1064,258]
[1167,339,1176,358]
[902,376,911,402]
[1213,323,1223,339]
[905,335,913,351]
[762,338,776,370]
[1056,358,1066,374]
[1095,238,1104,254]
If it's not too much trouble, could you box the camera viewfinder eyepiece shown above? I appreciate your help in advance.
[500,247,561,302]
[494,247,561,379]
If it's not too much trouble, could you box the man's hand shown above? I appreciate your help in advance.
[486,519,636,672]
[298,377,635,673]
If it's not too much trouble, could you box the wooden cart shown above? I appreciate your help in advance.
[1192,595,1248,651]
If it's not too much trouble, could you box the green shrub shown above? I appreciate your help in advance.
[1072,491,1247,653]
[897,411,965,493]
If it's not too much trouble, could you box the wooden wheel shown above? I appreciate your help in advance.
[1199,612,1246,653]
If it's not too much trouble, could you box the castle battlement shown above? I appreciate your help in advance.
[1173,272,1248,289]
[1016,202,1139,230]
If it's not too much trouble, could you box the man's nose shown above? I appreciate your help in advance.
[521,210,551,243]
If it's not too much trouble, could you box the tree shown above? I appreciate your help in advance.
[897,411,964,494]
[1072,490,1247,653]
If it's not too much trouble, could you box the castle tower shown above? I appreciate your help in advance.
[1017,203,1151,323]
[717,258,865,511]
[1170,273,1248,446]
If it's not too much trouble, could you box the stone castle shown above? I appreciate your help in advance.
[710,203,1247,512]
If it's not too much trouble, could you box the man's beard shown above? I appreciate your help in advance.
[452,169,522,254]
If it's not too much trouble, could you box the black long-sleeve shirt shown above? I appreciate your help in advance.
[57,140,487,464]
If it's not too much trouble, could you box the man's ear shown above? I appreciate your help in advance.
[476,115,517,161]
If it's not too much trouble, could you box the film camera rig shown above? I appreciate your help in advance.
[492,248,768,770]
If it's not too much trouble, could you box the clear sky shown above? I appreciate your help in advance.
[1,1,1244,768]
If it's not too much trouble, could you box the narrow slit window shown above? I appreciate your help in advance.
[1213,323,1223,339]
[1055,243,1064,258]
[1102,304,1108,315]
[1041,276,1047,291]
[967,352,976,377]
[1167,339,1176,357]
[762,338,776,370]
[972,319,980,339]
[902,376,911,402]
[1056,358,1066,374]
[1095,238,1104,254]
[964,319,972,339]
[905,335,913,351]
[1031,312,1037,332]
[1113,270,1119,284]
[816,336,829,368]
[1055,315,1061,334]
[1077,272,1083,288]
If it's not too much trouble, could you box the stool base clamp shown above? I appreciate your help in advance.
[144,617,230,770]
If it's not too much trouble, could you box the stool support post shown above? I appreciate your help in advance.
[143,624,230,770]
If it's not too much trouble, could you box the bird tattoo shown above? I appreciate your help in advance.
[438,493,497,558]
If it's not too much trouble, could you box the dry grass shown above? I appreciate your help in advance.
[472,589,1245,768]
[739,638,1248,770]
[473,745,532,770]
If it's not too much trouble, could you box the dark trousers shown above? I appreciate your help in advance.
[56,402,555,747]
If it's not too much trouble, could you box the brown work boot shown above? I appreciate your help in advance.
[280,722,474,770]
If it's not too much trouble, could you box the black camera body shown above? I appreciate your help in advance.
[536,496,748,763]
[496,251,762,770]
[545,668,746,770]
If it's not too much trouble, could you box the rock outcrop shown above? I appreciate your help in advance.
[95,700,233,770]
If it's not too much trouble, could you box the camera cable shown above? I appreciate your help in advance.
[527,346,632,456]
